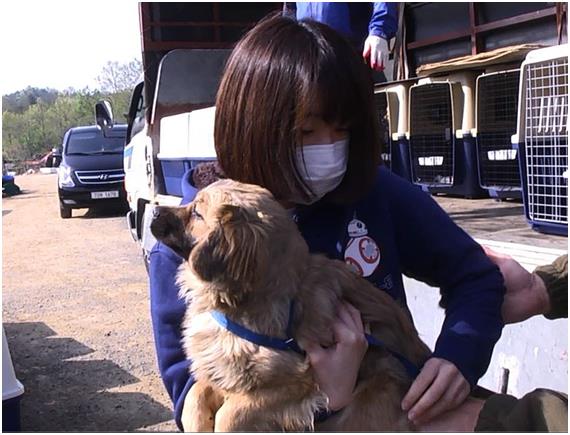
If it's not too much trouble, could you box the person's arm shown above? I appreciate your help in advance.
[535,254,567,320]
[384,173,504,424]
[363,3,398,71]
[484,249,567,322]
[149,241,195,431]
[368,2,398,40]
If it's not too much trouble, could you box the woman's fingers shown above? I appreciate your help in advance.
[402,358,470,424]
[339,300,365,333]
[401,358,439,413]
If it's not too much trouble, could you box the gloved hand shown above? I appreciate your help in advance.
[362,35,386,72]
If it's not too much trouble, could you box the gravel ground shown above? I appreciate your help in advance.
[2,173,178,432]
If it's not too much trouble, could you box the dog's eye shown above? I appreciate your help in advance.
[191,205,203,221]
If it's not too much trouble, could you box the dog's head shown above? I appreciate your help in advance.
[151,179,306,308]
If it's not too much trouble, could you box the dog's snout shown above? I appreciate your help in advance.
[150,207,177,239]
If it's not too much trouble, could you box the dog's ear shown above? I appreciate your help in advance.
[217,204,267,286]
[190,203,267,304]
[150,206,193,259]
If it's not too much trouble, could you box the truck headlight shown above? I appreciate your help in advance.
[58,165,75,188]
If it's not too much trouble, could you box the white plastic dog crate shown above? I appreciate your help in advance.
[3,327,24,431]
[409,72,485,197]
[375,82,415,181]
[512,44,568,235]
[408,79,464,186]
[475,69,522,198]
[158,106,217,196]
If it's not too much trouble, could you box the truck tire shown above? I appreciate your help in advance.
[60,204,72,219]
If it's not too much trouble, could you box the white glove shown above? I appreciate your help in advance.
[362,35,386,72]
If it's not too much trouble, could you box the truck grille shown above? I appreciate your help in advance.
[75,169,124,185]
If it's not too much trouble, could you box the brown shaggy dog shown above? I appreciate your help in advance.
[151,179,431,432]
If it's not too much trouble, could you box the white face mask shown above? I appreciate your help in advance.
[293,138,349,204]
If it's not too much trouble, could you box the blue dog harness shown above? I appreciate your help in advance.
[210,302,422,379]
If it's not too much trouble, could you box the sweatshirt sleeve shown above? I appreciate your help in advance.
[535,254,568,320]
[368,3,398,40]
[385,173,505,387]
[149,242,195,431]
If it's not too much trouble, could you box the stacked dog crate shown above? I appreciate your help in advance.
[374,82,415,181]
[408,72,486,197]
[512,44,568,236]
[475,69,522,199]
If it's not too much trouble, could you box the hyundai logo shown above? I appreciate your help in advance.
[99,174,109,181]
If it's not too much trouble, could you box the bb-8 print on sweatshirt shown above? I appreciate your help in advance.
[344,216,380,277]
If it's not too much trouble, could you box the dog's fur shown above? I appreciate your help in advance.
[151,179,431,432]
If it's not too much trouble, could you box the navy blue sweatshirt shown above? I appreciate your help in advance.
[149,167,505,430]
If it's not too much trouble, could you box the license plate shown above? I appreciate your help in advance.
[91,191,119,199]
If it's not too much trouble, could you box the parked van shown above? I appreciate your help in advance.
[57,124,128,218]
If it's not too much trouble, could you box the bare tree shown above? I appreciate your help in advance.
[96,59,142,93]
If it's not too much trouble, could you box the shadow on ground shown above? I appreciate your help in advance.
[78,205,130,220]
[3,322,172,432]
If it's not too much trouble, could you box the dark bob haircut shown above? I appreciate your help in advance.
[214,14,381,204]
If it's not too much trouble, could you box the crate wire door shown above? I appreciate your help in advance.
[524,56,568,226]
[477,70,521,190]
[409,83,454,186]
[374,91,392,169]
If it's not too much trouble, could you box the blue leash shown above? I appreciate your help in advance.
[365,334,421,378]
[211,301,305,356]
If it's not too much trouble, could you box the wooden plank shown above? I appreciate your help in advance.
[406,6,557,51]
[213,3,221,43]
[475,6,557,34]
[407,29,471,50]
[144,20,258,28]
[143,41,236,51]
[140,3,152,50]
[469,2,479,55]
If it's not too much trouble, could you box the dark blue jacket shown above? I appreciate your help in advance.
[149,167,505,430]
[290,2,398,49]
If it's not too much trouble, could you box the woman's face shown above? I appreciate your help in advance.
[300,113,350,146]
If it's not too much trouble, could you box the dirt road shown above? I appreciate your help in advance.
[2,173,178,432]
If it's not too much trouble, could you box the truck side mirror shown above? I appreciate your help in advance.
[95,100,114,132]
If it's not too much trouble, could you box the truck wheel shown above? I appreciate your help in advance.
[60,204,72,219]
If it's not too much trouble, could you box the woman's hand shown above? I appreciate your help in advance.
[483,246,550,323]
[362,35,386,72]
[304,301,368,411]
[401,357,470,425]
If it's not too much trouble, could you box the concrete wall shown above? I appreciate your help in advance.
[405,239,568,396]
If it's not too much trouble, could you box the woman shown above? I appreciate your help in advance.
[149,15,505,430]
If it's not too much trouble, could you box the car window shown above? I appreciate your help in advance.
[66,131,126,154]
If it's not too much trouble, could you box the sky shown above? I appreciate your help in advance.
[1,1,142,95]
